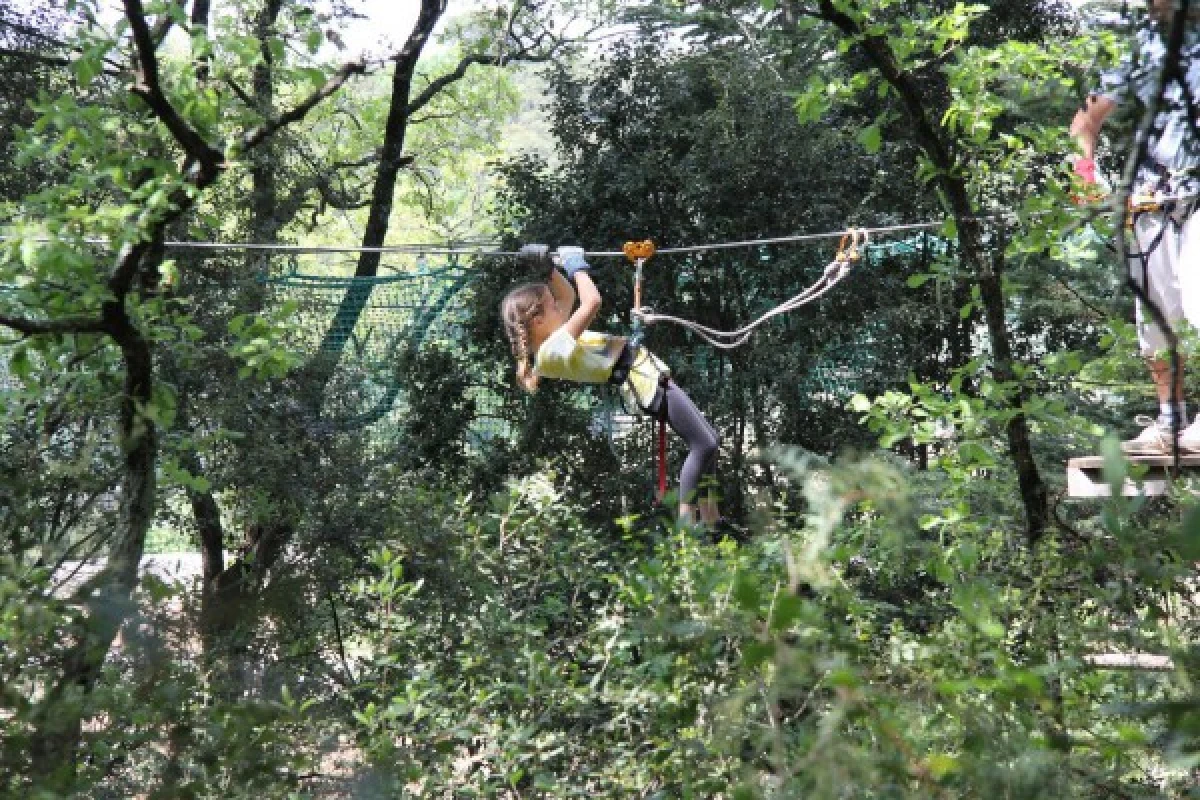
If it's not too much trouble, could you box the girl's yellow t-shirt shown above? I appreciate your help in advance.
[534,327,669,412]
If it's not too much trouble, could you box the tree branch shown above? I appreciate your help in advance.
[190,0,212,81]
[331,151,385,171]
[811,0,1048,541]
[124,0,223,169]
[191,0,211,28]
[149,0,188,48]
[405,44,555,118]
[815,0,955,183]
[0,19,70,48]
[224,75,254,107]
[240,59,367,152]
[406,53,501,116]
[0,312,106,336]
[274,150,394,227]
[0,47,68,66]
[0,22,124,75]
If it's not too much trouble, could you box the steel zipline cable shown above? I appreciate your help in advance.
[9,197,1132,256]
[0,212,1034,350]
[0,202,1128,349]
[3,200,1136,256]
[1,193,1166,258]
[0,217,958,257]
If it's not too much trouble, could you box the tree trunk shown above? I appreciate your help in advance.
[749,371,777,500]
[23,0,361,771]
[185,457,225,589]
[247,0,283,257]
[729,363,748,518]
[196,0,308,642]
[29,292,157,780]
[307,0,448,385]
[204,0,450,598]
[815,0,1048,542]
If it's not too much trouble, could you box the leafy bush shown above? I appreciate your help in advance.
[340,455,1199,798]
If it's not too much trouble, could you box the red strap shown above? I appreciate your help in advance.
[656,417,668,502]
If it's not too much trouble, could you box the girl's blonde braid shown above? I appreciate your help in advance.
[513,321,539,393]
[501,283,545,393]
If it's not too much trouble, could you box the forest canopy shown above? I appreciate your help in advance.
[4,0,1200,797]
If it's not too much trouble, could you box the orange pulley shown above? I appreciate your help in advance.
[623,240,655,310]
[623,240,656,262]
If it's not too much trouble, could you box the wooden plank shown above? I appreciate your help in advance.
[1069,454,1200,468]
[1084,653,1175,671]
[1066,454,1200,498]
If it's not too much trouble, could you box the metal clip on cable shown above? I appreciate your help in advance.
[623,240,656,348]
[630,226,866,350]
[831,227,868,278]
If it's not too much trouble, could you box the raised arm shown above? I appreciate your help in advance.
[547,266,577,316]
[518,243,575,311]
[559,248,602,339]
[1070,95,1116,161]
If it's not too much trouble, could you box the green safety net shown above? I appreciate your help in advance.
[261,252,511,447]
[806,234,946,396]
[255,233,945,452]
[0,233,946,450]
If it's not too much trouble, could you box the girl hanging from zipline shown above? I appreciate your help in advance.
[500,244,722,528]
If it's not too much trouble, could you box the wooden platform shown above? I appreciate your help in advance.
[1066,454,1200,498]
[1083,653,1175,671]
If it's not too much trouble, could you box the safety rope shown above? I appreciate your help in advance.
[631,229,868,350]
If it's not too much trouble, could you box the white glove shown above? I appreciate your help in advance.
[555,246,590,279]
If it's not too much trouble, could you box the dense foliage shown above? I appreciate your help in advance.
[4,0,1200,798]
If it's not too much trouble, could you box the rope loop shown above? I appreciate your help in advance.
[636,227,869,350]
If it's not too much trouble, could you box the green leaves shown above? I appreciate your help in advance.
[159,455,211,493]
[9,345,31,381]
[1170,504,1200,561]
[857,123,882,154]
[732,571,761,610]
[226,305,301,380]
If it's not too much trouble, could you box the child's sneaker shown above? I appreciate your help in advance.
[1121,415,1177,455]
[1178,418,1200,453]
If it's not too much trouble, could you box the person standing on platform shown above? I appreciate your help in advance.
[1071,0,1200,454]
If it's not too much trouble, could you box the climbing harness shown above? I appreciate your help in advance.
[657,408,668,502]
[632,229,868,350]
[1125,182,1198,299]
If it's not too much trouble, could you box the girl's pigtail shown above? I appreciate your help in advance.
[514,324,539,393]
[500,283,545,394]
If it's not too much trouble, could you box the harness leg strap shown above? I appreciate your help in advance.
[657,417,668,503]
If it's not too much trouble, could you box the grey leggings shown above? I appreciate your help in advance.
[657,380,720,502]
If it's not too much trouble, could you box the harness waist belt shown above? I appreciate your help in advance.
[608,342,635,386]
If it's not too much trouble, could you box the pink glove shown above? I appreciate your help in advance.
[1073,156,1097,185]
